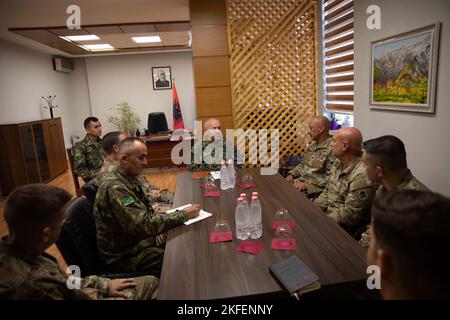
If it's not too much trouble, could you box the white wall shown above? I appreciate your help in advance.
[0,39,196,145]
[67,58,94,141]
[354,0,450,196]
[85,51,196,134]
[0,39,92,146]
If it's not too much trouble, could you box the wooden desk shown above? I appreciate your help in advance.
[142,134,192,168]
[158,168,367,300]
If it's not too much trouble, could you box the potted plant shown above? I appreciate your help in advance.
[107,102,141,136]
[329,113,341,130]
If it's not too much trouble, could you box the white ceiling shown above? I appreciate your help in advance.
[0,0,190,56]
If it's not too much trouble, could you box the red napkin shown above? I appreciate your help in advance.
[239,183,256,189]
[209,232,233,243]
[235,241,264,254]
[272,220,296,231]
[271,238,296,251]
[204,191,221,197]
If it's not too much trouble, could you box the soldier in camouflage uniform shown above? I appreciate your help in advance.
[73,117,106,182]
[314,128,377,236]
[286,116,335,198]
[95,131,174,212]
[94,138,200,274]
[0,184,158,300]
[359,136,429,247]
[188,118,242,171]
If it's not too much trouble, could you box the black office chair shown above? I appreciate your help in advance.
[147,112,170,134]
[56,197,157,278]
[81,182,98,206]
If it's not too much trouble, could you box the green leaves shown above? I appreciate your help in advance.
[107,102,141,134]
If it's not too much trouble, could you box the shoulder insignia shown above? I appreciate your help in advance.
[121,196,135,207]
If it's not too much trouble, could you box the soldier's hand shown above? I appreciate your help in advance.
[286,175,294,182]
[156,233,166,246]
[107,279,137,299]
[183,204,201,219]
[293,181,306,191]
[150,190,161,199]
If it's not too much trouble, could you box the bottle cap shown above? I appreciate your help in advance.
[251,196,258,201]
[237,197,244,203]
[240,193,246,198]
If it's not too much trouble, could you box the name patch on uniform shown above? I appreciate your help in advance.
[121,196,135,207]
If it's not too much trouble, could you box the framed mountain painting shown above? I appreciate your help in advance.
[370,23,440,113]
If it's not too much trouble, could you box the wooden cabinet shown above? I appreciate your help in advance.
[0,118,68,195]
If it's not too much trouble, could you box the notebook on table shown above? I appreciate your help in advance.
[269,255,321,297]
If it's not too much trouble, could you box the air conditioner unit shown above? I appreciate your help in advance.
[52,56,74,73]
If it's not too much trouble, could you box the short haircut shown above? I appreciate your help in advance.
[84,117,99,129]
[4,184,72,235]
[372,190,450,299]
[363,135,407,172]
[118,137,145,155]
[102,131,123,154]
[313,115,331,131]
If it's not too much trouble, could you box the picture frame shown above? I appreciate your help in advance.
[152,66,172,90]
[369,23,440,113]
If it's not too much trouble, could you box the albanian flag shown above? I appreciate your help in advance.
[172,82,185,130]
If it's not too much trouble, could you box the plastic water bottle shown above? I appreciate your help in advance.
[249,196,262,239]
[227,159,236,189]
[220,160,228,190]
[235,197,250,240]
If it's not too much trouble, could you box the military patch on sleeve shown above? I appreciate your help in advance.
[121,196,135,207]
[74,150,81,158]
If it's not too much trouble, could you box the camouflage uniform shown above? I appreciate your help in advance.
[73,134,106,182]
[94,166,188,274]
[359,171,429,247]
[0,238,158,300]
[314,157,377,236]
[94,157,174,211]
[288,137,334,197]
[188,140,242,171]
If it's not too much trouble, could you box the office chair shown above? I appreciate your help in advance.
[147,112,170,134]
[81,182,97,206]
[56,197,159,278]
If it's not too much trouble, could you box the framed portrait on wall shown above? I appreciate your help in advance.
[369,23,440,113]
[152,66,172,90]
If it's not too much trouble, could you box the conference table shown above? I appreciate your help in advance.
[158,168,368,300]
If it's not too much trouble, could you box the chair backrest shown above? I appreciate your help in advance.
[56,197,102,276]
[147,112,169,134]
[66,148,82,197]
[82,182,98,206]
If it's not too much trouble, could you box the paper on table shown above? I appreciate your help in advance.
[210,171,221,180]
[166,204,213,225]
[184,210,212,225]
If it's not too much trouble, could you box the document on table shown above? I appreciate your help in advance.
[166,204,213,225]
[210,171,221,180]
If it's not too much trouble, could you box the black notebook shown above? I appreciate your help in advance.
[269,255,320,296]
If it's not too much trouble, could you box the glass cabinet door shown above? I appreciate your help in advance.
[18,125,40,183]
[32,123,50,181]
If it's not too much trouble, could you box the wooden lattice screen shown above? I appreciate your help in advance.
[227,0,318,167]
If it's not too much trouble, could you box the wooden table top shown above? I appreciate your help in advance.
[158,168,367,300]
